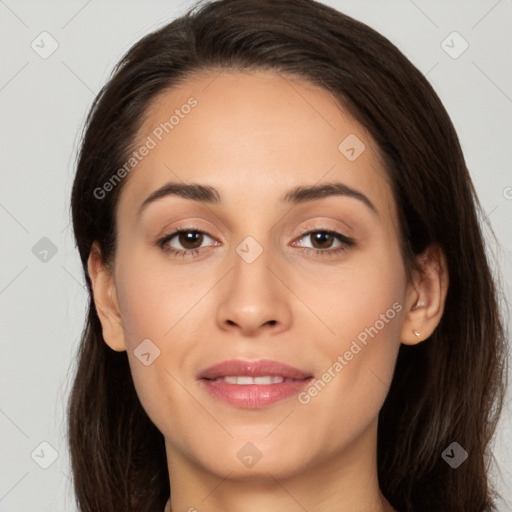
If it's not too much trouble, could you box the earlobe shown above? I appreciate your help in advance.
[400,244,449,346]
[87,241,127,352]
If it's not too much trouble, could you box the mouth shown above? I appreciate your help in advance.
[206,375,303,384]
[197,359,314,409]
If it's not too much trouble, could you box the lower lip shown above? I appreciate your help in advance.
[199,378,313,409]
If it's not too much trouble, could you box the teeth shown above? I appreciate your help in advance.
[214,375,288,385]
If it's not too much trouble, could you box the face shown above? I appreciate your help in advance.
[93,69,417,482]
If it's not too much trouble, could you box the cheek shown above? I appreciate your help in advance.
[112,255,208,428]
[301,245,406,421]
[340,251,405,384]
[317,239,406,352]
[114,253,201,347]
[295,307,404,458]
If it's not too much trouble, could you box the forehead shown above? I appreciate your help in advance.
[117,69,396,226]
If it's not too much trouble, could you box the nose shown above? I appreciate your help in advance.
[215,244,292,336]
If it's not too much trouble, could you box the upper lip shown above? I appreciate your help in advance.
[198,359,313,380]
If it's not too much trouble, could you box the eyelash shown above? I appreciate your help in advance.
[157,225,356,259]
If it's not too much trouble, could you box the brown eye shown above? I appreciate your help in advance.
[294,229,356,258]
[159,229,216,257]
[176,231,204,250]
[309,232,336,249]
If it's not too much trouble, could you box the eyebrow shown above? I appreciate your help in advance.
[138,181,378,217]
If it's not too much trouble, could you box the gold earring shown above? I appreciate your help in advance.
[413,329,421,340]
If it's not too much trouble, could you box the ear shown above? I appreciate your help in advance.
[87,241,126,352]
[400,243,449,345]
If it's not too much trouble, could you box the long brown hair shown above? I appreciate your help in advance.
[67,1,509,510]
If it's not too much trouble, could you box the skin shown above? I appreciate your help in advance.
[87,70,448,512]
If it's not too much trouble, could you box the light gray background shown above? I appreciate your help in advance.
[0,0,511,510]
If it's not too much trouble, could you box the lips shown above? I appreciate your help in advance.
[197,359,314,409]
[198,359,313,381]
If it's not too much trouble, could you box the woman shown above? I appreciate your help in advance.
[67,0,508,511]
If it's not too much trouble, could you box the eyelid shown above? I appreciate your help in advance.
[155,219,217,239]
[158,225,217,245]
[293,220,353,238]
